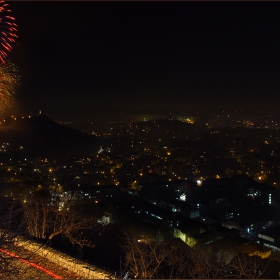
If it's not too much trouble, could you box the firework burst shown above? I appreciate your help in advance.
[0,1,17,62]
[0,60,20,113]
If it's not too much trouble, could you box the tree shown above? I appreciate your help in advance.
[226,252,272,279]
[180,243,272,279]
[122,228,273,279]
[22,189,102,248]
[0,198,30,278]
[122,229,175,279]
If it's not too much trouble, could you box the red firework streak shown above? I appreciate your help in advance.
[0,1,18,62]
[0,248,63,279]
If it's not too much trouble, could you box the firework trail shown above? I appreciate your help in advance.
[0,0,17,62]
[0,60,20,113]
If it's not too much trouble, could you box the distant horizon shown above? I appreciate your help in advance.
[3,106,280,124]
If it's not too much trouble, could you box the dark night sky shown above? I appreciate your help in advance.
[6,1,280,120]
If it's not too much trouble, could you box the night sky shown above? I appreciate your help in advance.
[7,1,280,120]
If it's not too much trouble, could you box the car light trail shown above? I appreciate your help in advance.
[0,248,63,279]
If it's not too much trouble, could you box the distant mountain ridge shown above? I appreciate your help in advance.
[0,115,102,157]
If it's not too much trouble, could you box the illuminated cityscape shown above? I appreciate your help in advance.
[1,1,280,279]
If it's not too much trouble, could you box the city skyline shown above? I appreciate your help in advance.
[7,1,280,120]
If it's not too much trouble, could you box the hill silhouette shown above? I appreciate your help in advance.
[0,115,102,157]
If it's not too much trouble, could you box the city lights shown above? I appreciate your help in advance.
[2,1,280,278]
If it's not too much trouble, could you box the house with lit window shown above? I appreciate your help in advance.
[156,198,200,219]
[258,225,280,251]
[241,182,276,206]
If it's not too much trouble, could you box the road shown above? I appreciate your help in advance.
[0,247,83,279]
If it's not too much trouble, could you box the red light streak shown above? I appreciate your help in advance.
[0,248,63,279]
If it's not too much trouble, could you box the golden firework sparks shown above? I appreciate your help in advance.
[0,60,20,113]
